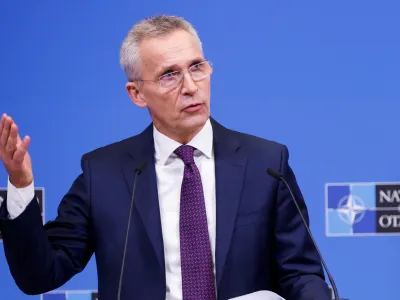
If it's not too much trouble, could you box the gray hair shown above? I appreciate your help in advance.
[120,15,203,82]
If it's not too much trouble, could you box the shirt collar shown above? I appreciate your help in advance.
[153,118,213,165]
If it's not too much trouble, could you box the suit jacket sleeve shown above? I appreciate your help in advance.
[274,145,331,300]
[0,156,94,295]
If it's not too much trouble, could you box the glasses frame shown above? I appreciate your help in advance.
[133,60,213,90]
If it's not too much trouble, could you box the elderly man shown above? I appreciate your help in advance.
[0,15,330,300]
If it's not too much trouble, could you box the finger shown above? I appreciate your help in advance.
[0,116,12,152]
[0,113,6,136]
[13,136,30,163]
[5,123,18,153]
[16,134,22,146]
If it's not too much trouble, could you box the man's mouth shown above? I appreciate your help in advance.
[183,103,202,112]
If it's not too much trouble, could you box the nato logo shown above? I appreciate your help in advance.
[41,290,98,300]
[326,182,400,236]
[0,187,45,241]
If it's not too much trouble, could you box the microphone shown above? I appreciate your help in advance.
[117,162,147,300]
[266,168,346,300]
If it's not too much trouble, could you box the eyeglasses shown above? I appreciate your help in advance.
[135,60,213,90]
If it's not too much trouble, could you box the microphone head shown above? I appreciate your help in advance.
[266,168,283,180]
[135,162,147,175]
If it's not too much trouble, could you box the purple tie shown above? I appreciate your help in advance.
[174,145,216,300]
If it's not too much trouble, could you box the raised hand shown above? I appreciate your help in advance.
[0,113,33,188]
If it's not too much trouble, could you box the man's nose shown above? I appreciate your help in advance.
[181,72,198,95]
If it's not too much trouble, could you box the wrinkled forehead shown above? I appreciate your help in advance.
[139,30,204,76]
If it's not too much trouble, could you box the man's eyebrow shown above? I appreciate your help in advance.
[158,58,205,75]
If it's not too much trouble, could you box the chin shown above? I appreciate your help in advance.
[182,112,209,130]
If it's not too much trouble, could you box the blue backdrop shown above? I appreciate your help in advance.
[1,1,399,299]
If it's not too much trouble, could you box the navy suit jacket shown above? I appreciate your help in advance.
[0,118,330,300]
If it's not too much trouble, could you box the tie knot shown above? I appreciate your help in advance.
[174,145,195,164]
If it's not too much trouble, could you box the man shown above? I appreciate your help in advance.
[0,15,330,300]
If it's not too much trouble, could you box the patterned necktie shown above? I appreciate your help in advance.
[174,145,216,300]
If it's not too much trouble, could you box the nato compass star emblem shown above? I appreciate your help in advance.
[336,194,366,226]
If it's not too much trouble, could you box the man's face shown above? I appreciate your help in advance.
[127,29,211,142]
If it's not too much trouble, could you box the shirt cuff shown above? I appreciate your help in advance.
[6,177,35,219]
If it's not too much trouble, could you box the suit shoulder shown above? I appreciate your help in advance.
[225,128,290,170]
[227,127,286,154]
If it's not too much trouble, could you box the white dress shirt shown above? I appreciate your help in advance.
[1,178,35,219]
[0,118,217,300]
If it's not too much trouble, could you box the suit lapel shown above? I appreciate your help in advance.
[122,124,165,271]
[211,119,247,286]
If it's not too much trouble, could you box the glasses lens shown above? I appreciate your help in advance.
[159,71,182,89]
[190,61,213,80]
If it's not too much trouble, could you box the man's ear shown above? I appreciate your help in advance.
[126,82,147,108]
